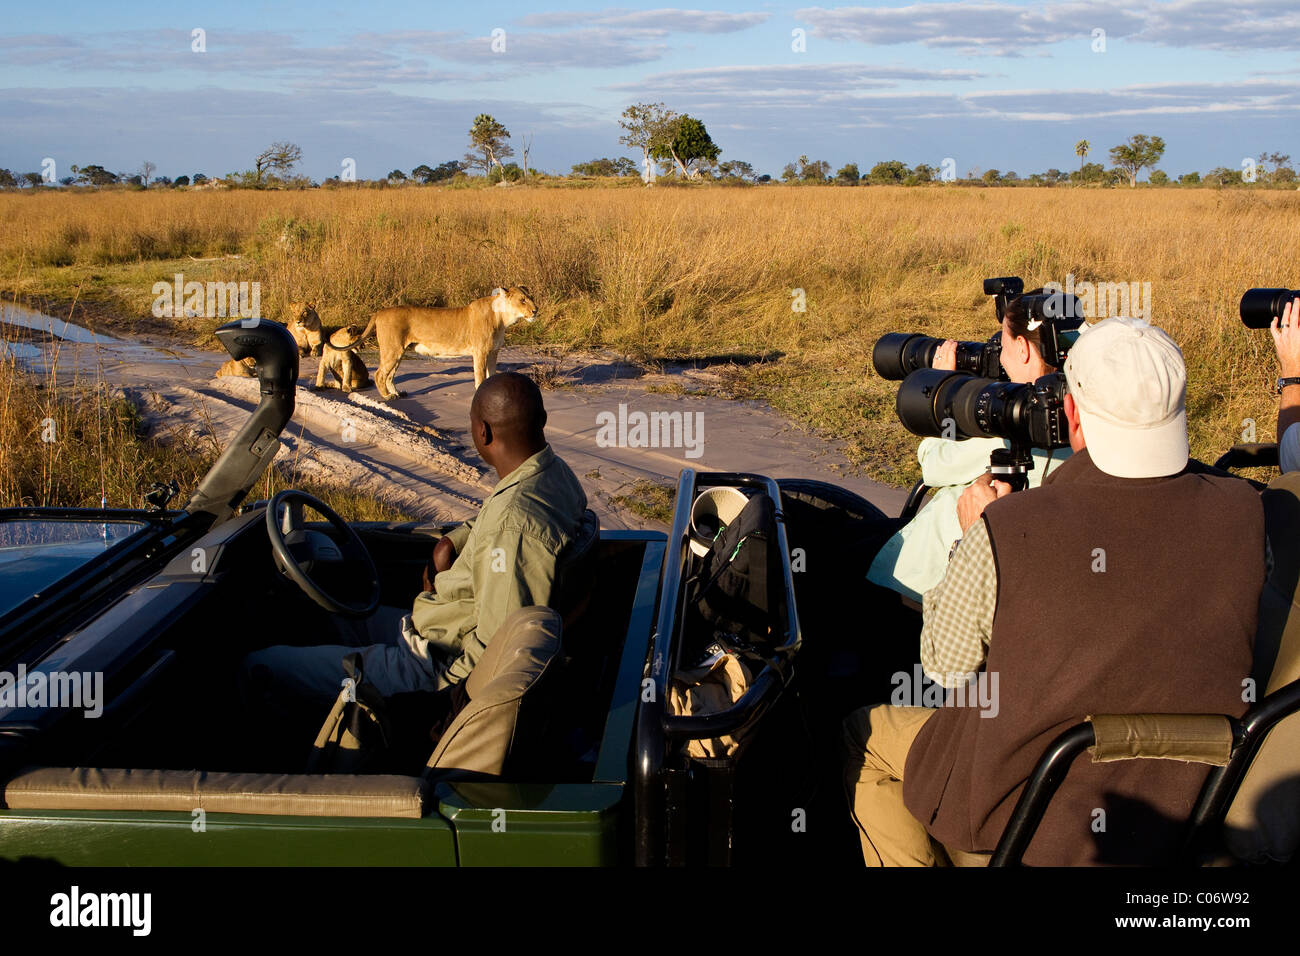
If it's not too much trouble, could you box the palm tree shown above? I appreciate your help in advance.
[1075,139,1090,170]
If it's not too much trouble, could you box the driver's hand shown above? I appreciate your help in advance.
[432,536,457,573]
[958,473,1012,533]
[933,339,958,371]
[422,538,457,592]
[1271,299,1300,378]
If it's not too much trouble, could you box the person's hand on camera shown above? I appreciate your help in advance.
[958,473,1012,533]
[1271,299,1300,378]
[933,339,958,371]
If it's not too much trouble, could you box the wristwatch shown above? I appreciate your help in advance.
[1277,377,1300,395]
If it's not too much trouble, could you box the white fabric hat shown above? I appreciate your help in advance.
[1063,317,1189,478]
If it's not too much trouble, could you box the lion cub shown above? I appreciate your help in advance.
[313,326,371,393]
[284,301,323,356]
[216,356,256,378]
[357,286,538,400]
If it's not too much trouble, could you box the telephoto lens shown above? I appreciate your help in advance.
[1241,288,1300,329]
[872,332,1004,381]
[893,368,1070,449]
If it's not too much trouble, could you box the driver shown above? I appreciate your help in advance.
[866,293,1073,603]
[241,372,587,708]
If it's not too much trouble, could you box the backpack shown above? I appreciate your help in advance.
[688,491,784,663]
[307,653,471,774]
[307,653,393,773]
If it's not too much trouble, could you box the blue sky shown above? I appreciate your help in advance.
[1,0,1296,181]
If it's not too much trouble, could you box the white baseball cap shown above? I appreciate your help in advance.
[1063,317,1189,479]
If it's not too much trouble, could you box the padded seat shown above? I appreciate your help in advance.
[2,767,426,818]
[1224,471,1300,862]
[426,605,562,778]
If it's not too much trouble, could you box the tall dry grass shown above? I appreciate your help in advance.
[1,184,1294,485]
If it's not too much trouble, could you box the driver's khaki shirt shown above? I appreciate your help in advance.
[406,445,586,688]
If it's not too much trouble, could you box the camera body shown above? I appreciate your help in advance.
[871,276,1084,382]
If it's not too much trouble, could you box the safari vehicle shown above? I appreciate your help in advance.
[0,320,1297,867]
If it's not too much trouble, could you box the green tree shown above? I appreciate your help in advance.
[0,169,16,189]
[912,164,935,182]
[619,102,678,184]
[571,157,638,177]
[780,162,799,183]
[387,169,407,182]
[412,161,464,184]
[465,114,513,175]
[1260,151,1294,184]
[1108,134,1166,187]
[71,164,118,186]
[254,142,302,183]
[1071,162,1107,184]
[1074,139,1090,169]
[1178,171,1201,185]
[799,157,830,182]
[651,114,719,179]
[716,159,754,181]
[21,172,43,188]
[1149,169,1169,186]
[836,162,860,184]
[868,160,909,184]
[488,162,523,183]
[1205,166,1244,186]
[174,174,190,187]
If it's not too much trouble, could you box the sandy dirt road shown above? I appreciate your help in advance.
[3,305,909,528]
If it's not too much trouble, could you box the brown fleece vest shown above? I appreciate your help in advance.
[902,449,1264,865]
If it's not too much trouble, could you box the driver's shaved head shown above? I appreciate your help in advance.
[471,372,547,450]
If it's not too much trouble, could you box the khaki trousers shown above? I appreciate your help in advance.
[842,704,945,867]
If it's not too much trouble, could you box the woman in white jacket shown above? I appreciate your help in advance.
[867,295,1074,602]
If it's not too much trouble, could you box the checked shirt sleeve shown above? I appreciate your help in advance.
[919,517,998,688]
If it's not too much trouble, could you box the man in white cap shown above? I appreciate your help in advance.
[843,317,1268,866]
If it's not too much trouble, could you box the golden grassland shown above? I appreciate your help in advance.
[1,184,1295,494]
[0,353,415,519]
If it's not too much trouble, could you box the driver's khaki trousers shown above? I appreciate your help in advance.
[842,704,947,867]
[240,606,444,708]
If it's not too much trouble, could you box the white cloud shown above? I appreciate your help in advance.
[796,0,1300,54]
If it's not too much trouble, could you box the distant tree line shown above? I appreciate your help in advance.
[2,126,1292,191]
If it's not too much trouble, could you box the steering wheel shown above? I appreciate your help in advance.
[265,489,381,619]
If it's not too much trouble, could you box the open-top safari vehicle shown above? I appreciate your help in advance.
[0,320,1297,867]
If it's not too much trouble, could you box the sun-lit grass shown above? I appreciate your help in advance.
[1,184,1294,487]
[0,323,415,519]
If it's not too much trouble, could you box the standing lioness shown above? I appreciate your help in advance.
[359,286,538,399]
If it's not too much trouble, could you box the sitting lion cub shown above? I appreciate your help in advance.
[216,356,256,378]
[284,301,323,356]
[314,326,371,393]
[357,286,538,400]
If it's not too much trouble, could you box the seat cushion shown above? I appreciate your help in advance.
[3,767,427,818]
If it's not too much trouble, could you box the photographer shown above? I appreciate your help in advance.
[1270,299,1300,473]
[843,317,1267,866]
[866,294,1072,602]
